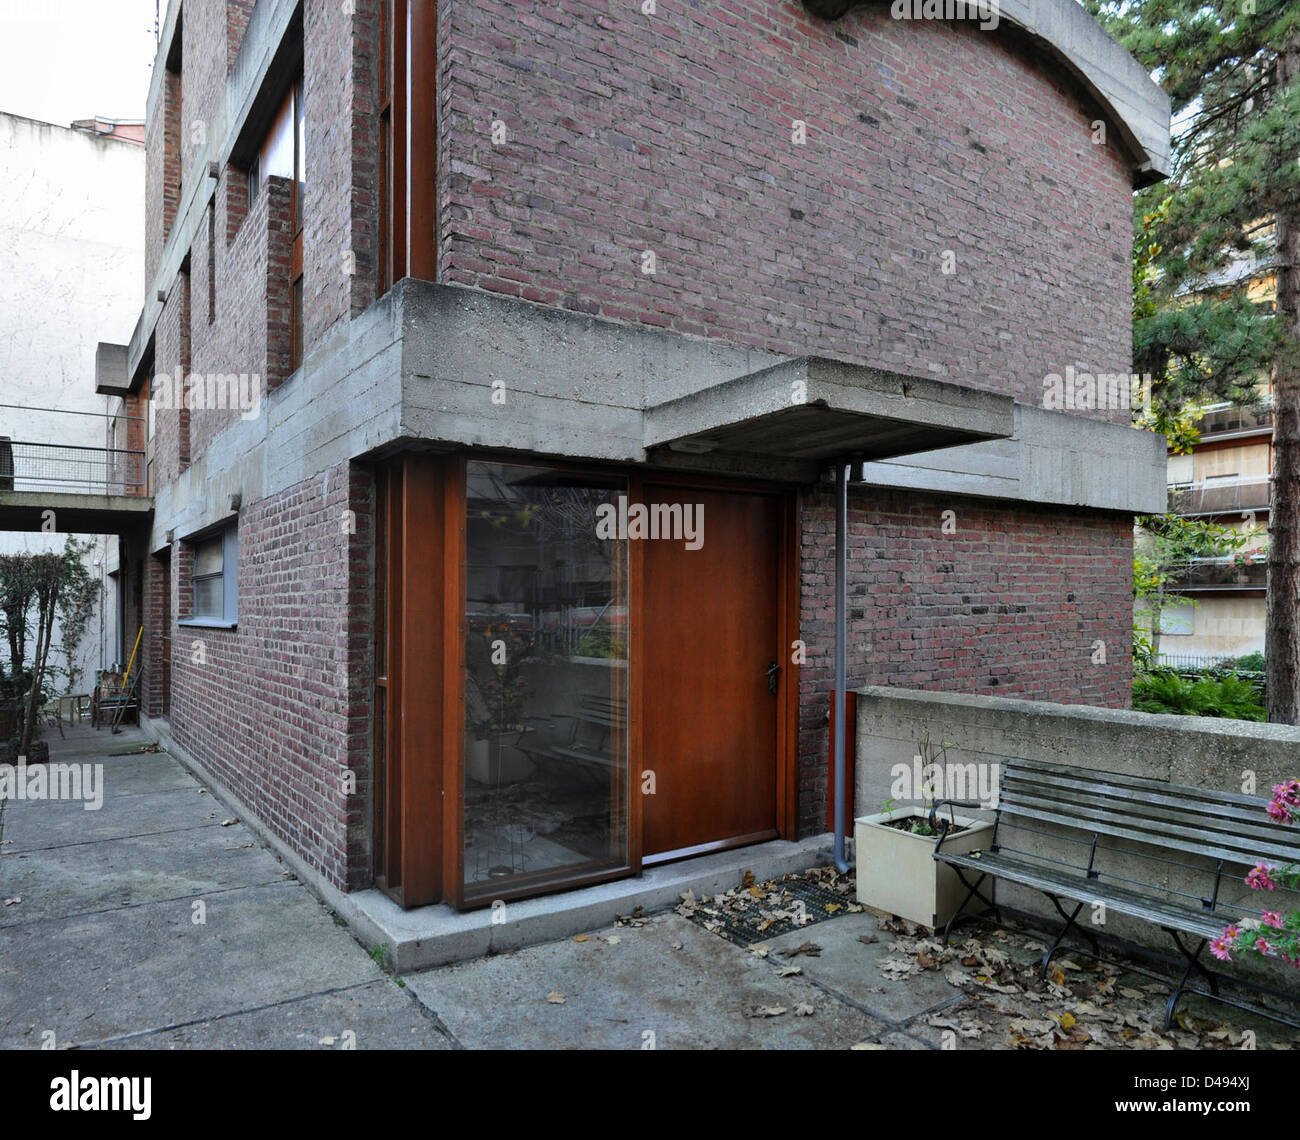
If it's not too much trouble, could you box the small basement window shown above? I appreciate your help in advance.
[184,524,239,626]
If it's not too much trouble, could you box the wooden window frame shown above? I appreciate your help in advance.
[377,0,435,296]
[373,453,800,911]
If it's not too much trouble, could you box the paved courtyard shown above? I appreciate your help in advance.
[2,735,1297,1050]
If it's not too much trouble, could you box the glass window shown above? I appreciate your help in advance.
[462,461,629,902]
[191,526,237,622]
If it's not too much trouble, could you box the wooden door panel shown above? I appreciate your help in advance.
[641,486,781,857]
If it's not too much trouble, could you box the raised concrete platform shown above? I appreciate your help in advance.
[343,836,837,974]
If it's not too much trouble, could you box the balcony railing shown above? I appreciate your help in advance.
[0,440,146,496]
[0,405,147,497]
[1167,556,1268,590]
[1167,477,1271,515]
[1197,399,1274,438]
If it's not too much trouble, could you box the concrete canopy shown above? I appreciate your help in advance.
[643,356,1015,468]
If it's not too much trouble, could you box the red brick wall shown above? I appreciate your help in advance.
[437,1,1134,417]
[152,268,191,487]
[795,485,1135,836]
[167,462,374,890]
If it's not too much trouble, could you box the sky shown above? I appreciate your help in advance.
[0,0,161,126]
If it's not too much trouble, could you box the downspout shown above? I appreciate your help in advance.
[832,459,850,873]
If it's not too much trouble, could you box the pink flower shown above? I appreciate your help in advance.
[1267,798,1292,823]
[1262,911,1285,929]
[1255,937,1276,956]
[1274,780,1300,807]
[1211,932,1235,961]
[1247,864,1278,891]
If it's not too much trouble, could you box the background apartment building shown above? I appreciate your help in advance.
[85,0,1167,912]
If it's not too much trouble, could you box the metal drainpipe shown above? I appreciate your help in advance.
[832,459,850,873]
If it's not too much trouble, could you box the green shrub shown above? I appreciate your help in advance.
[1133,670,1265,721]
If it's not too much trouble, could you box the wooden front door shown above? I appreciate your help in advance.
[640,484,783,860]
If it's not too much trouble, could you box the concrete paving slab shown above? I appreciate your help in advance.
[0,788,218,853]
[0,823,285,922]
[0,882,384,1048]
[99,981,452,1050]
[406,912,884,1050]
[758,912,969,1023]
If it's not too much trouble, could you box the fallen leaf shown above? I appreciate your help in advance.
[572,934,590,943]
[1049,966,1066,987]
[1054,1012,1077,1030]
[782,941,823,958]
[825,903,842,914]
[602,935,621,945]
[318,1036,337,1046]
[2,897,20,906]
[851,1041,886,1050]
[220,818,239,827]
[746,1005,787,1018]
[749,945,770,959]
[794,1003,815,1016]
[776,965,802,977]
[741,870,756,888]
[545,991,566,1005]
[917,949,941,970]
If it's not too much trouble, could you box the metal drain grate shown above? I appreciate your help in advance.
[684,876,857,946]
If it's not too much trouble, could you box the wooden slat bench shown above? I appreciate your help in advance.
[930,757,1300,1029]
[520,690,623,773]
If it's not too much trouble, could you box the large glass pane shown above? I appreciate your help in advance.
[463,461,628,901]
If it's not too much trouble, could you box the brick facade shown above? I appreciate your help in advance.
[136,0,1145,894]
[437,1,1134,419]
[165,461,373,891]
[796,486,1134,836]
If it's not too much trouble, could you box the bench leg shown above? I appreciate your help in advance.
[1039,895,1100,979]
[941,867,996,946]
[1162,930,1217,1030]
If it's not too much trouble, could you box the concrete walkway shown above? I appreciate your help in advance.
[4,736,1298,1050]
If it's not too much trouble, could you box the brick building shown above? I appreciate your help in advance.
[95,0,1169,911]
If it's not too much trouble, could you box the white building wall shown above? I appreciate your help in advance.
[0,112,143,694]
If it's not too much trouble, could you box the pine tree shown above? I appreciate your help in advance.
[1089,0,1300,722]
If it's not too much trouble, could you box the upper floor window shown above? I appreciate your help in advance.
[248,72,306,371]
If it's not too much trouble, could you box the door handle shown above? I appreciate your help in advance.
[766,661,780,695]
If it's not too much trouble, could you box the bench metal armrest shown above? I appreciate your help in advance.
[930,799,984,853]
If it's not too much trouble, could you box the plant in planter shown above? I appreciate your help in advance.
[1212,779,1300,966]
[855,734,995,929]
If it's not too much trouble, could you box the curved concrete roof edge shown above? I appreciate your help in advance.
[803,0,1172,186]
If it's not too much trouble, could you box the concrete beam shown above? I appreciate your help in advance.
[0,491,152,536]
[95,342,131,397]
[857,403,1168,514]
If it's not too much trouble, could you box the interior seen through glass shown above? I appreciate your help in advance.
[462,461,629,900]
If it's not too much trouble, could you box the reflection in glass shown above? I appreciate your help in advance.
[463,461,628,901]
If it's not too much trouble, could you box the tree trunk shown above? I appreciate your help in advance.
[1266,45,1300,724]
[19,582,58,756]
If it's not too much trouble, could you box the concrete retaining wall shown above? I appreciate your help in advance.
[853,686,1300,971]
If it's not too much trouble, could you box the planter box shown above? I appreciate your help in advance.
[855,808,994,929]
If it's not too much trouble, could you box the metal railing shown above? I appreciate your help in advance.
[1166,556,1268,590]
[0,440,146,496]
[1167,477,1271,515]
[0,404,148,497]
[1196,399,1274,437]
